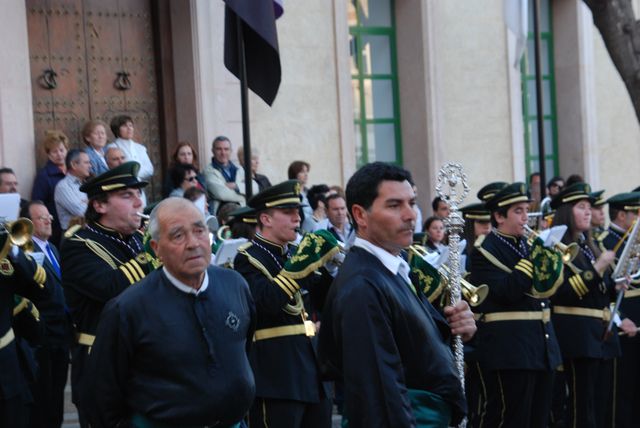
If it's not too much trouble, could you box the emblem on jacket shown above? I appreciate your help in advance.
[225,311,240,331]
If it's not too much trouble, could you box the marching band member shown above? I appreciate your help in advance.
[550,183,630,428]
[597,191,640,427]
[470,182,563,428]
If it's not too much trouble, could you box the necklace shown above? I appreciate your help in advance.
[492,230,529,258]
[87,225,142,257]
[251,238,286,270]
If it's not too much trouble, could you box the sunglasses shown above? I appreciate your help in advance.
[184,176,197,182]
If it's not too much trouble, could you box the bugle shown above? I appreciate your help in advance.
[523,224,578,263]
[0,218,34,259]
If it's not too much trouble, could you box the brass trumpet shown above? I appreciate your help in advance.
[409,244,489,307]
[523,224,578,263]
[439,263,489,307]
[0,218,34,259]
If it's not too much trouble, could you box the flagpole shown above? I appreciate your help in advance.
[532,0,546,200]
[236,15,253,200]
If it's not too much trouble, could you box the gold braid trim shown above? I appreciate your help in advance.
[529,263,564,299]
[13,297,28,316]
[280,246,341,280]
[69,236,119,269]
[475,240,513,274]
[238,247,304,316]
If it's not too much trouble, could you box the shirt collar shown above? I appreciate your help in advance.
[610,222,626,234]
[353,237,410,283]
[32,235,48,251]
[163,267,209,295]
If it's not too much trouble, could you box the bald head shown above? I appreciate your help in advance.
[149,197,211,287]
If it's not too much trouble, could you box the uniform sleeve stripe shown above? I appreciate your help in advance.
[273,276,294,298]
[129,259,145,279]
[119,265,135,285]
[278,275,299,295]
[516,259,533,273]
[124,262,141,282]
[576,274,588,293]
[515,264,533,279]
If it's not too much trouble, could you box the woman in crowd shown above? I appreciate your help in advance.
[549,183,633,427]
[167,163,199,198]
[108,115,154,204]
[423,216,446,254]
[31,130,69,245]
[82,119,109,176]
[163,141,206,197]
[288,160,314,232]
[236,146,271,195]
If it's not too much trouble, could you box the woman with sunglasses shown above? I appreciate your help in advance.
[168,163,199,198]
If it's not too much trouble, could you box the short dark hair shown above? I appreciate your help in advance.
[20,200,46,219]
[307,184,330,211]
[169,163,197,188]
[183,186,206,202]
[529,172,540,184]
[0,167,15,179]
[345,162,412,229]
[287,161,310,180]
[547,176,564,189]
[212,136,231,149]
[86,193,110,223]
[490,205,510,228]
[65,148,85,170]
[431,196,446,213]
[565,174,584,187]
[110,115,134,138]
[609,206,623,222]
[325,193,345,207]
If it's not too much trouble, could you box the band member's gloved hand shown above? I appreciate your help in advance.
[274,231,341,299]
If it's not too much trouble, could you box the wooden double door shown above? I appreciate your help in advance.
[26,0,173,198]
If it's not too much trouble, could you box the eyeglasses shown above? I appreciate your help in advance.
[184,176,197,182]
[36,215,54,222]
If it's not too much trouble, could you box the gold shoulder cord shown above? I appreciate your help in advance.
[238,248,304,316]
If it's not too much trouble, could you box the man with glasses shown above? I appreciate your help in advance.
[61,161,151,427]
[20,200,71,427]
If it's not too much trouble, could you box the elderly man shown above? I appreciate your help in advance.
[61,161,151,427]
[87,198,255,427]
[204,136,245,212]
[104,146,126,169]
[318,162,476,427]
[54,149,92,230]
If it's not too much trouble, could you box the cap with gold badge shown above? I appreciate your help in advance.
[460,202,491,222]
[485,182,531,212]
[589,190,606,208]
[80,161,148,199]
[550,182,593,209]
[228,206,257,225]
[606,191,640,212]
[248,180,305,212]
[477,182,509,203]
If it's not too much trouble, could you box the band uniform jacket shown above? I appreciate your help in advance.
[599,227,640,328]
[233,234,332,403]
[550,240,619,359]
[317,246,466,427]
[0,250,48,405]
[61,222,150,404]
[470,232,562,371]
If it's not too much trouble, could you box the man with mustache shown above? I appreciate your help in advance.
[86,198,256,427]
[233,180,336,428]
[61,161,151,427]
[318,162,476,427]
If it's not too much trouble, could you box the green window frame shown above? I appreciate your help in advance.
[521,0,560,178]
[348,0,403,167]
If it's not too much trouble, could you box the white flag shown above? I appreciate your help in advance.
[504,0,528,68]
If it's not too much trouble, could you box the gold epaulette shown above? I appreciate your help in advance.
[596,230,609,243]
[237,241,253,252]
[64,224,83,239]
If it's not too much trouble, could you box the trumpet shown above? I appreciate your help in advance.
[0,218,34,259]
[409,244,488,307]
[523,224,578,263]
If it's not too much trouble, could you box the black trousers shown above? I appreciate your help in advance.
[615,336,640,428]
[248,396,332,428]
[29,345,69,428]
[469,368,554,428]
[0,395,29,428]
[564,358,614,428]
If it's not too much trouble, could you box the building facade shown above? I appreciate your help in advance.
[0,0,638,213]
